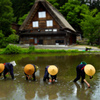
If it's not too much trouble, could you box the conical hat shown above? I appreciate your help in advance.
[24,64,35,75]
[0,63,5,73]
[84,64,96,76]
[48,65,58,75]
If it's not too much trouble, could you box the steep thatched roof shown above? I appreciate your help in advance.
[19,0,76,32]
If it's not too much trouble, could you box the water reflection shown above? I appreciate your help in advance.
[73,82,91,100]
[0,54,100,100]
[24,82,37,100]
[0,80,16,100]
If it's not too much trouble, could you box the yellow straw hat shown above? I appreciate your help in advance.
[0,63,5,73]
[84,64,96,76]
[24,64,35,75]
[48,65,58,75]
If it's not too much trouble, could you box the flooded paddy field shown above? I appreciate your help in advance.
[0,53,100,100]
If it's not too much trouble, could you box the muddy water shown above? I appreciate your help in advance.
[0,54,100,100]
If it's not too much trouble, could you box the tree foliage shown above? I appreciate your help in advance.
[59,0,90,31]
[18,13,29,25]
[0,30,8,48]
[0,0,14,36]
[48,0,59,8]
[10,0,35,22]
[85,0,100,11]
[80,9,100,45]
[7,33,19,44]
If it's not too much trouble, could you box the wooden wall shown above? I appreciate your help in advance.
[26,4,60,31]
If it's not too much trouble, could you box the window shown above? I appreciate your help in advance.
[32,21,39,27]
[38,39,43,44]
[38,11,46,18]
[45,29,48,31]
[55,40,64,43]
[46,20,53,27]
[45,29,52,32]
[48,29,52,31]
[53,29,57,32]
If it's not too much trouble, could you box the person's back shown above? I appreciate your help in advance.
[4,63,14,79]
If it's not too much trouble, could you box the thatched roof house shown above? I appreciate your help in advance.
[19,0,77,45]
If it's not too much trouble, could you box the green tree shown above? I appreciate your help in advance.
[90,0,100,11]
[0,30,8,48]
[7,33,19,44]
[0,0,14,36]
[56,0,68,7]
[47,0,59,9]
[80,9,100,45]
[59,0,90,32]
[18,13,28,25]
[10,0,35,22]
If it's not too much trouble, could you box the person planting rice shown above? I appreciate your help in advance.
[43,65,58,84]
[24,64,38,81]
[73,61,96,88]
[0,61,16,79]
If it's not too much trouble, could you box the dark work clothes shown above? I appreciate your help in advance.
[73,64,86,83]
[43,66,57,81]
[24,64,36,81]
[0,73,2,76]
[3,63,14,79]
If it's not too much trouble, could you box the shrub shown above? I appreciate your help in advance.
[7,33,19,44]
[76,40,79,44]
[3,45,22,54]
[29,46,35,52]
[0,30,8,48]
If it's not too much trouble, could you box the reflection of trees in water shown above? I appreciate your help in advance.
[37,84,58,100]
[22,82,59,100]
[23,81,72,100]
[23,82,38,100]
[36,81,75,100]
[17,57,36,66]
[0,54,31,63]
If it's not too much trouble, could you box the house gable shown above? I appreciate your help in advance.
[25,2,60,32]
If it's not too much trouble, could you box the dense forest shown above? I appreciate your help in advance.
[0,0,100,47]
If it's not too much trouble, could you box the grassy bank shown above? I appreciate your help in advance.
[0,44,100,55]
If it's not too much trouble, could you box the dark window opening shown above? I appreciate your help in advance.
[55,40,64,44]
[38,39,43,44]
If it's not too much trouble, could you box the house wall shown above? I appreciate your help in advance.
[69,34,76,45]
[20,35,68,45]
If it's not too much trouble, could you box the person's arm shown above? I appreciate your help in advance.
[26,75,29,80]
[51,75,57,82]
[84,79,90,88]
[0,73,2,76]
[43,67,49,81]
[32,73,36,81]
[3,68,7,79]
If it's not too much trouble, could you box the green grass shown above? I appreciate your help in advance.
[0,46,100,55]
